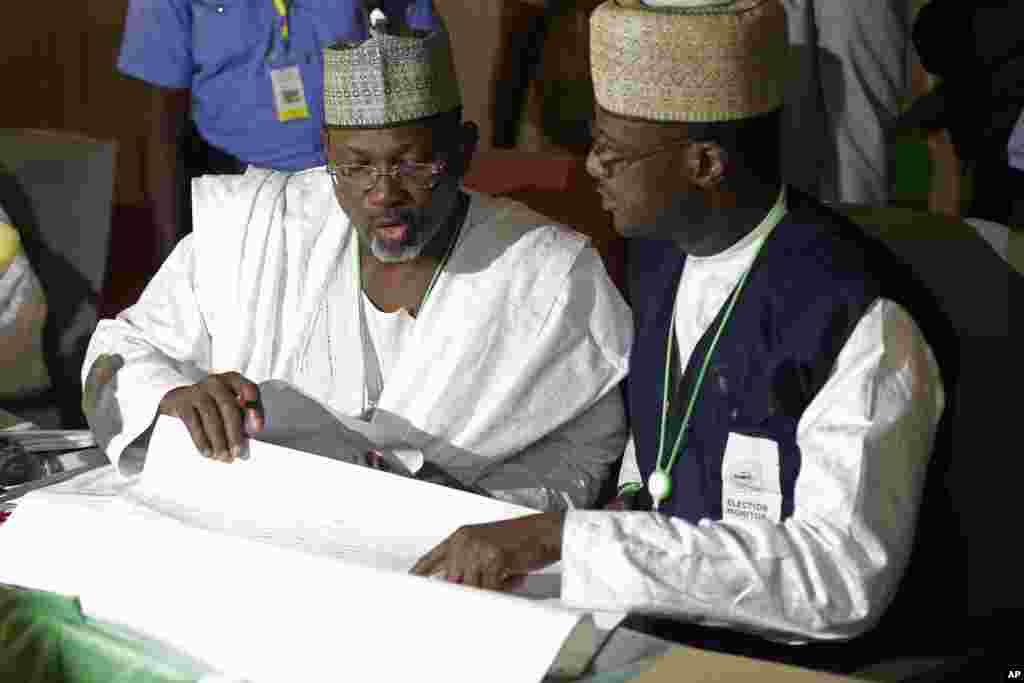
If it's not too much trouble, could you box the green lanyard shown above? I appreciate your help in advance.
[272,0,291,47]
[648,188,787,511]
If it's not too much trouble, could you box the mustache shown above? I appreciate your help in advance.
[376,207,418,223]
[368,182,460,239]
[371,208,424,237]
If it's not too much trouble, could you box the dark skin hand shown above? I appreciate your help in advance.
[158,372,265,463]
[411,512,565,591]
[410,493,636,590]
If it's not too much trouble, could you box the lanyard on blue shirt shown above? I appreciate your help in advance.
[272,0,291,47]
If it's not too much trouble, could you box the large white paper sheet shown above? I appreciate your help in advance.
[0,500,586,683]
[1,401,625,682]
[137,411,539,550]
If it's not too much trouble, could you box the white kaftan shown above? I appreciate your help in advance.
[82,168,632,511]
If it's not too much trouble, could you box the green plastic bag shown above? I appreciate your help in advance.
[0,584,215,683]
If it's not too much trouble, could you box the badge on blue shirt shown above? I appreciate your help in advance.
[270,65,311,122]
[266,3,311,123]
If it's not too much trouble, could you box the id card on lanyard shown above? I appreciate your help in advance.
[268,0,311,122]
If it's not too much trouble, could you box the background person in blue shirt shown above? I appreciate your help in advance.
[118,0,423,260]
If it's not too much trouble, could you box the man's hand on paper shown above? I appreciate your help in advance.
[158,372,265,463]
[410,512,565,591]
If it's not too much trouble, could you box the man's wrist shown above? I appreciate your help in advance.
[537,511,566,564]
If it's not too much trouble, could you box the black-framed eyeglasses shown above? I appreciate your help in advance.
[326,159,448,192]
[588,135,692,180]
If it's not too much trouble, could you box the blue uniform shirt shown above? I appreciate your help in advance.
[118,0,412,171]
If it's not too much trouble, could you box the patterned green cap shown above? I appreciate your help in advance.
[323,6,461,128]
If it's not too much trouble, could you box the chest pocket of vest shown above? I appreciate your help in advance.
[720,432,783,524]
[191,0,251,72]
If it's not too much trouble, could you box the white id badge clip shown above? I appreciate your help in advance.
[270,64,311,122]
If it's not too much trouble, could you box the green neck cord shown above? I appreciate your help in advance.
[654,188,787,490]
[654,237,764,474]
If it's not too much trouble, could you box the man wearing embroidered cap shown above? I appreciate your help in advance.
[82,1,632,512]
[415,0,949,670]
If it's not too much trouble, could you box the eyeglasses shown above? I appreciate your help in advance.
[326,159,448,192]
[588,136,692,180]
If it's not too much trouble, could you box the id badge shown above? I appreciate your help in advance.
[270,65,311,122]
[720,432,783,524]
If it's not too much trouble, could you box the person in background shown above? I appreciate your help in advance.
[118,0,423,261]
[910,0,1024,229]
[84,2,631,512]
[414,0,947,673]
[779,0,911,205]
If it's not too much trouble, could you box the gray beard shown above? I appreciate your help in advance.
[364,180,462,264]
[368,228,440,263]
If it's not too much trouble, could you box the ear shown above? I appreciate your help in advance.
[683,142,728,190]
[451,121,479,178]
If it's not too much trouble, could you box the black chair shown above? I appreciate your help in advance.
[0,129,116,429]
[839,205,1023,681]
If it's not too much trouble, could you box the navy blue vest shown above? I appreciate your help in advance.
[622,189,964,666]
[626,191,884,521]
